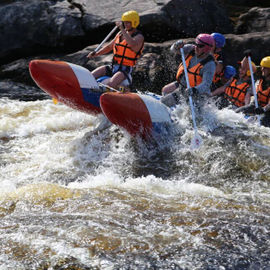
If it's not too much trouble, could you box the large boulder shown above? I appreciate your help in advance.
[0,0,233,64]
[1,0,270,97]
[0,0,84,64]
[235,7,270,34]
[81,0,233,41]
[223,0,269,7]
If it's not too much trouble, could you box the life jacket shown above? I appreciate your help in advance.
[176,51,214,87]
[211,73,224,93]
[256,79,270,107]
[214,53,221,61]
[212,70,224,84]
[212,51,225,84]
[224,78,250,107]
[112,31,144,67]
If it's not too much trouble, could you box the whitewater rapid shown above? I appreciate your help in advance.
[0,97,269,269]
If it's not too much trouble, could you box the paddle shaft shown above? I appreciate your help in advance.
[248,55,261,125]
[94,25,118,53]
[248,56,259,108]
[99,82,119,92]
[180,47,198,131]
[84,26,118,66]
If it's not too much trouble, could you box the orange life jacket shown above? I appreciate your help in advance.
[256,79,270,107]
[112,31,144,67]
[212,53,224,83]
[213,70,224,84]
[214,53,221,61]
[176,52,214,87]
[224,78,250,107]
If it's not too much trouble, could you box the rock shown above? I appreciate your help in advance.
[235,7,270,34]
[223,32,270,68]
[0,0,270,97]
[0,0,232,64]
[222,0,269,7]
[0,0,84,64]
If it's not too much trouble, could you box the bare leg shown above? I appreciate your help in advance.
[106,71,126,89]
[92,66,107,79]
[162,82,177,96]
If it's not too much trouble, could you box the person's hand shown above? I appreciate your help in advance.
[115,21,124,30]
[174,40,184,50]
[170,40,184,52]
[244,49,252,57]
[87,51,96,58]
[187,87,198,96]
[254,106,265,114]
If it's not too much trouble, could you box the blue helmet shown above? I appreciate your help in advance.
[211,33,226,48]
[224,65,236,79]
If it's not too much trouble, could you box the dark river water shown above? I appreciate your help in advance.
[0,81,269,269]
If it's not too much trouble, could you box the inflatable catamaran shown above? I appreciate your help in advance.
[29,60,172,137]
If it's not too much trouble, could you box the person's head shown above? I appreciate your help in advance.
[224,65,236,80]
[215,60,224,74]
[211,33,225,53]
[238,59,256,79]
[195,34,215,58]
[121,10,140,30]
[260,56,270,80]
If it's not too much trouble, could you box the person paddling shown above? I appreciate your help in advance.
[211,33,227,91]
[87,10,144,91]
[236,56,270,127]
[211,33,226,62]
[161,34,216,107]
[210,65,236,109]
[211,53,256,110]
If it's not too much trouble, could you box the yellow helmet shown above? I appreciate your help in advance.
[246,61,256,76]
[238,59,256,76]
[121,10,140,28]
[260,56,270,68]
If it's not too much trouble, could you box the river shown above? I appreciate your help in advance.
[0,84,270,269]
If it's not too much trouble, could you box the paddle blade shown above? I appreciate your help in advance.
[191,131,203,150]
[245,115,261,126]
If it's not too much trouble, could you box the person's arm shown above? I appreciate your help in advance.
[195,61,216,95]
[170,42,194,56]
[211,84,227,96]
[116,21,144,53]
[87,36,116,58]
[211,77,232,96]
[263,100,270,112]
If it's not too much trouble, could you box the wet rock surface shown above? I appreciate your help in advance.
[0,0,269,97]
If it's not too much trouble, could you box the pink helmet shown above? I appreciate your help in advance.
[195,34,215,53]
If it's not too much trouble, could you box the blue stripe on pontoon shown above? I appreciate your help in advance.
[81,88,102,108]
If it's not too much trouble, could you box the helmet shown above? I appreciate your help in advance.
[195,34,215,53]
[260,56,270,68]
[121,10,140,28]
[211,33,226,48]
[238,59,256,76]
[246,61,256,76]
[224,65,236,79]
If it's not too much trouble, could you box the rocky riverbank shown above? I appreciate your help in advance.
[0,0,269,96]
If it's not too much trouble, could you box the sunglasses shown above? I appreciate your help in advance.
[195,43,205,48]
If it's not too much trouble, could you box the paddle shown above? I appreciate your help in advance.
[180,47,203,149]
[89,25,118,57]
[98,82,119,92]
[247,54,261,125]
[81,25,119,90]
